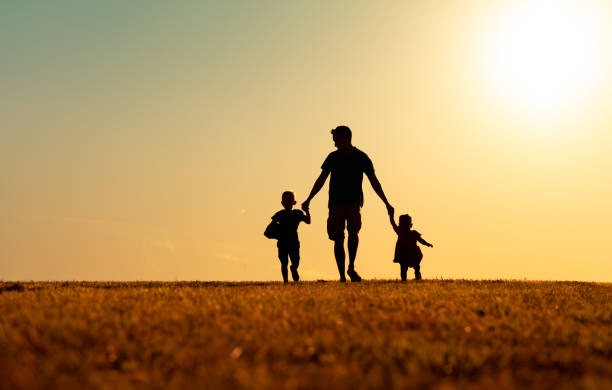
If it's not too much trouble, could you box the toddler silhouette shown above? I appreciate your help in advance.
[389,211,433,281]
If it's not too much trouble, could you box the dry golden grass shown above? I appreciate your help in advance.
[1,280,611,390]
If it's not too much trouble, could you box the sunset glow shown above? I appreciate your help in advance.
[481,1,607,116]
[1,1,611,282]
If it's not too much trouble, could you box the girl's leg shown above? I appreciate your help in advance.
[414,264,422,281]
[400,263,408,281]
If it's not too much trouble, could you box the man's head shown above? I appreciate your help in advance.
[331,125,352,150]
[281,191,296,210]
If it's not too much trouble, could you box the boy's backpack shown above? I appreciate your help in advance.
[264,220,280,239]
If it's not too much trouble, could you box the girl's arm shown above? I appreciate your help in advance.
[389,214,399,234]
[417,237,433,247]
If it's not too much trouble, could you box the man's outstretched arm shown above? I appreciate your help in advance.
[366,172,394,215]
[302,170,330,209]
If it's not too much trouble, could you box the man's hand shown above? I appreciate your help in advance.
[301,200,310,211]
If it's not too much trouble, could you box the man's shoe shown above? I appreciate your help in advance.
[340,276,347,283]
[347,269,362,282]
[290,266,300,282]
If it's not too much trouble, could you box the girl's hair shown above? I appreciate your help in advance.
[398,214,412,226]
[281,191,295,202]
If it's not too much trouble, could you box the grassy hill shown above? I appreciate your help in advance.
[1,280,610,389]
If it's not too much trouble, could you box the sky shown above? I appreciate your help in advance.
[1,0,612,281]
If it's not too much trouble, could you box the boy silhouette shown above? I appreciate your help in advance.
[271,191,311,283]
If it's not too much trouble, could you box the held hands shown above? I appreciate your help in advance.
[386,203,394,217]
[301,200,310,212]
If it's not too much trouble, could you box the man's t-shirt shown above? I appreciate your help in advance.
[272,209,308,243]
[321,147,374,206]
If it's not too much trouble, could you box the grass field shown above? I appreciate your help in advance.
[1,280,611,390]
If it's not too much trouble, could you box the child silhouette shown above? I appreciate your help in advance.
[389,211,433,281]
[270,191,311,283]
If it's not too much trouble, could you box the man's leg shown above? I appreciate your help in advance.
[346,203,362,282]
[347,232,359,271]
[334,238,346,282]
[328,205,347,282]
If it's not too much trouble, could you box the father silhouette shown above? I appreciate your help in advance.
[302,126,394,282]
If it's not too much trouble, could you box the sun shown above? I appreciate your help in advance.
[481,0,606,116]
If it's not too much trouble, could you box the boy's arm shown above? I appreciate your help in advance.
[303,209,311,224]
[417,237,433,247]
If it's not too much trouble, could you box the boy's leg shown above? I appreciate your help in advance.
[289,245,300,282]
[278,247,289,283]
[414,264,422,281]
[400,263,408,282]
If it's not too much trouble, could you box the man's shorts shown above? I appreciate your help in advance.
[327,202,362,240]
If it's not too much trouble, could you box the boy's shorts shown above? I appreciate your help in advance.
[277,241,300,267]
[327,202,362,240]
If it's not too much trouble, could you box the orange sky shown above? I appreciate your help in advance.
[1,1,611,281]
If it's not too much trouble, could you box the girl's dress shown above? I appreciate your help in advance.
[393,228,423,267]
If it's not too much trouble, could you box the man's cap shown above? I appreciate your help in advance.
[331,125,352,138]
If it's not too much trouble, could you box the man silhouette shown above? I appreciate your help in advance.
[302,125,394,282]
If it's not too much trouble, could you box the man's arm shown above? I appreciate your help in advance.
[366,172,394,215]
[302,169,330,210]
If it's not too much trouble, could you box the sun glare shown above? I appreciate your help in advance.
[482,1,606,116]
